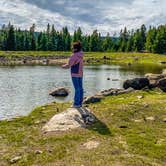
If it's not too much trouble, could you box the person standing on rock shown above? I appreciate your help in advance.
[62,41,84,108]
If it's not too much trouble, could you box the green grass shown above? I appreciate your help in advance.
[0,51,71,57]
[1,51,166,165]
[0,90,166,165]
[1,51,166,65]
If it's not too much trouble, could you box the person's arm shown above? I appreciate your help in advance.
[62,55,76,69]
[68,55,76,67]
[62,63,69,68]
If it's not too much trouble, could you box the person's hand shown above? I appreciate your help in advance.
[62,64,69,69]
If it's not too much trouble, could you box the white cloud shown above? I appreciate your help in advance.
[0,0,92,33]
[0,0,165,35]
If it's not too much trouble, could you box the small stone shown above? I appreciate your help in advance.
[34,120,40,124]
[107,77,110,80]
[160,61,166,64]
[119,125,128,128]
[48,149,53,153]
[137,96,144,99]
[143,104,149,108]
[82,141,100,150]
[10,156,22,164]
[112,79,119,81]
[128,62,132,66]
[134,119,143,123]
[162,118,166,122]
[162,69,166,74]
[156,139,165,145]
[59,122,65,125]
[35,150,43,154]
[146,116,155,121]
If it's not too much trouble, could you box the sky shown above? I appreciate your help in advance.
[0,0,165,35]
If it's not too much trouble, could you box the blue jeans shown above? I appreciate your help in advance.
[72,77,83,106]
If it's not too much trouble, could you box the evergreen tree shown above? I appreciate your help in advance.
[57,32,63,51]
[153,25,166,53]
[37,32,43,50]
[0,23,165,53]
[89,30,101,51]
[133,29,143,52]
[6,25,15,50]
[62,27,71,51]
[73,27,82,42]
[82,35,89,52]
[119,27,128,52]
[29,24,36,50]
[102,33,112,51]
[46,23,52,50]
[50,25,57,51]
[24,31,31,50]
[140,24,146,50]
[145,26,157,52]
[40,33,48,51]
[126,30,134,52]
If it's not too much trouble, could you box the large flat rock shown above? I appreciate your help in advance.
[42,108,94,132]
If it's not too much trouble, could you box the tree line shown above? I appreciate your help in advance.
[0,23,165,53]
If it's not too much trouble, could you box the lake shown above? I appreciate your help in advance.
[0,64,164,120]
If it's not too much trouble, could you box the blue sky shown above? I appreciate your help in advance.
[0,0,165,35]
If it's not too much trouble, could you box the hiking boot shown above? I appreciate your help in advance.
[70,105,82,108]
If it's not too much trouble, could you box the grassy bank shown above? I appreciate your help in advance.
[0,51,166,65]
[0,90,166,165]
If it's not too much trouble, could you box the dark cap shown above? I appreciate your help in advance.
[72,41,82,53]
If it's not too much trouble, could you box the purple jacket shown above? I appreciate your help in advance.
[68,51,84,77]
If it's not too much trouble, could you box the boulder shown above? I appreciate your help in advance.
[49,87,69,97]
[83,95,103,104]
[145,73,166,88]
[145,73,166,80]
[103,56,110,60]
[123,78,150,90]
[42,107,96,132]
[148,79,158,88]
[158,78,166,92]
[101,89,119,96]
[100,88,134,96]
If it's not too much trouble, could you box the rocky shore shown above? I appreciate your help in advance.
[0,55,68,65]
[0,54,113,65]
[83,72,166,104]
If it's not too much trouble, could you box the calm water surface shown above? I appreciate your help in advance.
[0,64,164,120]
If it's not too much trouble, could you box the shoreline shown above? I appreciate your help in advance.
[0,51,166,66]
